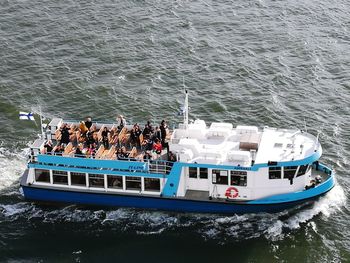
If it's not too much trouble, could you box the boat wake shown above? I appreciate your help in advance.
[0,146,28,195]
[0,147,346,243]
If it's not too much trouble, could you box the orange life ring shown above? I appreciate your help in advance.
[225,187,239,198]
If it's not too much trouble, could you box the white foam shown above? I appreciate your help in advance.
[0,147,29,192]
[264,184,346,240]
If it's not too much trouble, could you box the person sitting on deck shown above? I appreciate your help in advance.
[88,143,97,158]
[117,146,129,160]
[86,130,96,146]
[53,144,64,156]
[101,127,110,150]
[116,115,126,132]
[142,135,154,152]
[143,150,152,161]
[153,139,162,155]
[75,143,83,157]
[44,140,53,154]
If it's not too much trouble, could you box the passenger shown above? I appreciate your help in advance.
[130,124,142,149]
[121,146,129,158]
[160,120,168,148]
[86,130,96,146]
[116,148,123,160]
[79,121,89,137]
[143,135,154,151]
[44,140,53,154]
[142,121,153,137]
[54,144,63,156]
[85,117,93,130]
[168,151,177,162]
[143,150,152,161]
[116,115,126,131]
[88,143,97,158]
[75,143,83,157]
[117,146,129,160]
[110,127,119,145]
[60,124,71,146]
[153,139,162,155]
[152,126,161,142]
[101,127,110,149]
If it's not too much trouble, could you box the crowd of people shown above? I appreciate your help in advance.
[43,116,177,163]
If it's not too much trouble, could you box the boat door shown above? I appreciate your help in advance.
[186,167,209,191]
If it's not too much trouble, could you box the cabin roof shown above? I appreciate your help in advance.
[170,120,319,166]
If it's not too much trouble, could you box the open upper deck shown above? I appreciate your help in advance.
[170,120,321,167]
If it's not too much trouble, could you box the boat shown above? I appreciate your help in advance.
[20,91,335,214]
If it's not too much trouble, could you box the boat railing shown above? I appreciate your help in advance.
[29,151,175,175]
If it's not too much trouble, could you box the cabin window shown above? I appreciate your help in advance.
[230,171,247,186]
[199,168,208,179]
[71,172,86,186]
[189,167,208,179]
[126,176,141,191]
[52,170,68,185]
[89,174,104,188]
[189,167,197,178]
[269,167,281,179]
[283,166,298,179]
[144,178,160,192]
[212,169,228,185]
[297,165,309,177]
[107,175,123,189]
[35,169,50,183]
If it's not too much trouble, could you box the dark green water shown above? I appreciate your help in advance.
[0,0,349,262]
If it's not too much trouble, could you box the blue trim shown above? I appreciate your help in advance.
[162,162,182,197]
[28,163,165,179]
[21,183,333,214]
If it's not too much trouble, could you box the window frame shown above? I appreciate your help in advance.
[230,171,247,186]
[35,169,51,183]
[70,172,87,187]
[283,166,298,179]
[125,176,142,191]
[269,167,282,179]
[212,169,229,185]
[144,178,161,192]
[107,175,123,190]
[52,170,68,185]
[188,167,208,179]
[296,165,309,177]
[88,173,105,188]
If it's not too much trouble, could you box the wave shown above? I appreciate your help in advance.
[0,184,345,243]
[0,146,29,194]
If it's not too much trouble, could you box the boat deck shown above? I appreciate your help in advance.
[43,118,174,163]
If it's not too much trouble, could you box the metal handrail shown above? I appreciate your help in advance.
[30,151,175,175]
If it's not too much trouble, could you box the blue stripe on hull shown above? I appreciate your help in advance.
[21,186,332,214]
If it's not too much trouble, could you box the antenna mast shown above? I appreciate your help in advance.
[184,89,189,128]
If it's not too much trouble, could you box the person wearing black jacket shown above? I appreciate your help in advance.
[85,117,92,130]
[60,124,71,145]
[130,124,142,149]
[160,120,168,151]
